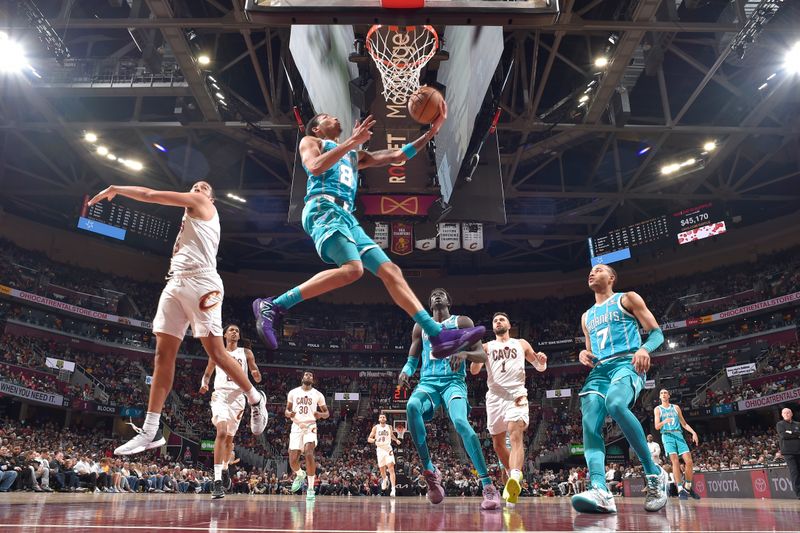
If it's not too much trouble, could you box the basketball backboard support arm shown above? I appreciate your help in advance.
[244,0,559,27]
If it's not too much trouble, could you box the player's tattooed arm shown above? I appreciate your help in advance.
[399,324,423,388]
[199,360,216,394]
[245,348,262,383]
[578,312,596,368]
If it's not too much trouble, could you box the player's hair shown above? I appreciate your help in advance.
[305,114,326,137]
[660,388,669,394]
[430,288,452,306]
[193,180,215,199]
[493,311,510,322]
[602,264,618,287]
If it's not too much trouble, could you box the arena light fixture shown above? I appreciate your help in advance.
[84,132,98,143]
[0,32,28,73]
[784,41,800,74]
[594,56,608,68]
[226,193,247,203]
[578,95,589,103]
[106,153,117,161]
[207,75,217,83]
[96,146,109,156]
[152,143,167,153]
[197,54,211,66]
[124,159,144,171]
[215,92,225,100]
[661,163,680,175]
[758,82,768,91]
[703,141,717,152]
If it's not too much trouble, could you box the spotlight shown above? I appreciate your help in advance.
[784,41,800,74]
[661,163,679,175]
[197,55,211,65]
[758,82,768,91]
[96,146,109,156]
[124,159,144,171]
[0,32,28,73]
[681,158,696,167]
[84,132,98,143]
[637,146,651,156]
[106,154,117,161]
[207,75,217,83]
[211,83,220,90]
[215,92,225,100]
[703,141,717,152]
[594,56,608,68]
[578,95,589,103]
[668,341,677,349]
[152,143,167,153]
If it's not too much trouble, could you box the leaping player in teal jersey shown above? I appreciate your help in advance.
[253,108,485,359]
[572,264,669,514]
[398,288,501,510]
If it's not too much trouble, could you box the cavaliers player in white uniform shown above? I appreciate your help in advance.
[368,414,402,497]
[199,324,262,498]
[470,312,547,507]
[286,371,329,501]
[88,182,268,455]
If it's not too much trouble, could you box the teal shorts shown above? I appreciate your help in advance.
[579,354,645,406]
[301,197,390,274]
[411,379,470,420]
[662,431,690,456]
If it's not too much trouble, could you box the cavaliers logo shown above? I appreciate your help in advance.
[199,290,223,311]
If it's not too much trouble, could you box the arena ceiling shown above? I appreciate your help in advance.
[0,0,799,275]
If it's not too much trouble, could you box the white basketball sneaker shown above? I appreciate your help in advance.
[114,422,166,456]
[571,486,617,514]
[644,466,669,512]
[249,390,268,435]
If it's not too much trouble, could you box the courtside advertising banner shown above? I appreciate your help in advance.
[737,387,800,411]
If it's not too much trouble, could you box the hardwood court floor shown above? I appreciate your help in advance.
[0,493,798,531]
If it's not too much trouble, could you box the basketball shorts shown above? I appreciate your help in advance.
[152,271,223,339]
[485,391,529,436]
[377,447,395,468]
[662,431,691,456]
[578,354,644,406]
[301,196,390,274]
[289,422,318,451]
[210,388,246,437]
[411,379,470,420]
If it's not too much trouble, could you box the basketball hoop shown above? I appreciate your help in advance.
[365,25,438,104]
[394,420,407,441]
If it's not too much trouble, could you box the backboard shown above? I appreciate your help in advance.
[245,0,559,26]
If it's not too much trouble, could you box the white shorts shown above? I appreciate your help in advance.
[152,272,224,339]
[377,447,395,468]
[486,391,530,436]
[210,389,246,437]
[289,423,318,451]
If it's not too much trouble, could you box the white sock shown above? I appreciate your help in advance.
[510,469,522,481]
[143,412,160,435]
[245,387,261,405]
[308,475,315,490]
[214,464,223,482]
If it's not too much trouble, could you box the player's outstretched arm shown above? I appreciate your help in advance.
[245,348,262,384]
[358,102,447,169]
[399,325,423,388]
[89,185,211,213]
[199,360,216,394]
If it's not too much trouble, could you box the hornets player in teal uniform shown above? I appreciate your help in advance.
[398,288,501,510]
[253,110,484,359]
[572,264,669,514]
[655,388,700,500]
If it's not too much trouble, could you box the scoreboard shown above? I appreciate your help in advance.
[76,195,177,254]
[589,203,728,266]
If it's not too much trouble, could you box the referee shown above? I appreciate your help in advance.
[776,407,800,499]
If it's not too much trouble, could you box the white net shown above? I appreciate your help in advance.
[366,25,438,104]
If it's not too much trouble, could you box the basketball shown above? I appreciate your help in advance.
[407,86,444,124]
